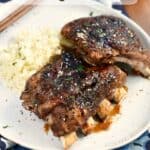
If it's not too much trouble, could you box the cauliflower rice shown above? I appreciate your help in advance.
[0,29,61,92]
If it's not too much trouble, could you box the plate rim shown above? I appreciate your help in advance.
[0,1,150,150]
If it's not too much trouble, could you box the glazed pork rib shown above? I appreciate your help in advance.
[61,15,150,78]
[21,52,126,137]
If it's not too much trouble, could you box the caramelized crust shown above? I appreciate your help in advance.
[61,15,142,65]
[21,52,126,137]
[61,16,150,78]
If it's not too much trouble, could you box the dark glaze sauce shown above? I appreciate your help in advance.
[22,51,125,136]
[109,104,120,116]
[43,104,121,134]
[92,119,112,132]
[44,123,51,134]
[92,104,120,133]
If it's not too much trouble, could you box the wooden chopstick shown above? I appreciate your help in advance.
[0,0,38,32]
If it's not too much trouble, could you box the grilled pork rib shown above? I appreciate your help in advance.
[61,15,150,77]
[21,52,126,137]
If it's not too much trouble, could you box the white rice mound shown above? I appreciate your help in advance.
[0,29,61,92]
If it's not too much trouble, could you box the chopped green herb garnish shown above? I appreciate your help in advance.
[66,77,73,81]
[2,125,9,129]
[77,65,84,72]
[18,47,22,51]
[3,49,8,53]
[69,96,75,99]
[83,22,91,27]
[32,99,39,105]
[22,57,26,60]
[89,11,94,17]
[18,51,22,57]
[12,62,17,66]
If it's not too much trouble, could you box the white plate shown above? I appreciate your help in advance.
[0,1,150,150]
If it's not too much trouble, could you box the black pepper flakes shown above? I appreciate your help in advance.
[20,110,24,115]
